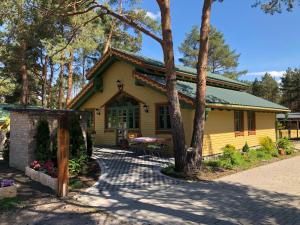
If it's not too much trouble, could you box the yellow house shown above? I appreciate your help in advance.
[68,48,289,156]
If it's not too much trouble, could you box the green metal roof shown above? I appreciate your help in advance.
[145,74,289,111]
[112,48,248,87]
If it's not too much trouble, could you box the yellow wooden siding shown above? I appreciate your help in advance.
[79,61,277,155]
[202,110,276,155]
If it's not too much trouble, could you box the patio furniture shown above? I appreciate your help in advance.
[129,137,170,157]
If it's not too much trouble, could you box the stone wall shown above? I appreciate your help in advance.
[9,111,88,171]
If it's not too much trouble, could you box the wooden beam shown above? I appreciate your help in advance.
[57,115,69,197]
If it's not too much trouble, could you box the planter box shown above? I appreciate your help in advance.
[25,167,58,192]
[0,185,17,199]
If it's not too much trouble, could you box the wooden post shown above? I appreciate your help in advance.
[57,115,69,197]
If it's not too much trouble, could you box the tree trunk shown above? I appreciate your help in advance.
[157,0,186,172]
[47,58,54,108]
[20,41,29,106]
[66,51,74,104]
[58,61,65,109]
[102,0,122,55]
[102,23,115,55]
[189,0,213,171]
[42,55,49,107]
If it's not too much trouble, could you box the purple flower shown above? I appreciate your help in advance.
[0,179,14,188]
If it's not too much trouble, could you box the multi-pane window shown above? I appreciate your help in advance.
[247,111,256,133]
[156,104,171,130]
[86,109,95,131]
[234,111,244,133]
[106,107,139,129]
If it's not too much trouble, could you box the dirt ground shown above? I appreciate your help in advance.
[0,159,135,225]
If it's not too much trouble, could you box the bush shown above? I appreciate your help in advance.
[243,149,258,163]
[69,153,88,176]
[36,118,51,162]
[2,131,10,162]
[259,136,275,151]
[242,142,250,153]
[203,159,221,171]
[219,144,245,169]
[69,115,86,159]
[86,132,93,159]
[277,137,294,155]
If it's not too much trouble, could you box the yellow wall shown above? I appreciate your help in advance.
[79,61,277,156]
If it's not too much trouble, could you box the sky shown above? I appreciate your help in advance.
[137,0,300,82]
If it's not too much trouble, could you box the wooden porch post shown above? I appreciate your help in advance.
[57,115,69,197]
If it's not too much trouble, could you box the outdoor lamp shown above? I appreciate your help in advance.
[116,80,123,90]
[96,108,101,115]
[143,104,149,113]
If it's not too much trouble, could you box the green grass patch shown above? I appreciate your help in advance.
[0,197,23,211]
[161,164,186,179]
[69,178,84,189]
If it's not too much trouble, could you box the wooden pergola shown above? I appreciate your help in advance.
[277,113,300,139]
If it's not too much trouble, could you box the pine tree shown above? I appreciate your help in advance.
[179,26,246,80]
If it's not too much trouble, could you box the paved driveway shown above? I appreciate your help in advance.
[76,148,300,225]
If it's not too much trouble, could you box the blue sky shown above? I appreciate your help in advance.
[137,0,300,81]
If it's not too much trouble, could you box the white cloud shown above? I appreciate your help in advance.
[247,71,285,78]
[146,11,161,21]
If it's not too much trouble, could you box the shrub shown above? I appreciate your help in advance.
[277,137,294,155]
[219,144,245,169]
[69,115,86,159]
[259,136,275,152]
[86,132,93,159]
[2,131,10,162]
[204,159,221,171]
[242,142,250,153]
[244,149,258,163]
[68,153,88,176]
[36,118,51,162]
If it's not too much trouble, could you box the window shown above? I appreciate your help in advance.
[247,111,256,135]
[234,111,244,136]
[85,109,95,131]
[156,104,171,132]
[105,94,140,130]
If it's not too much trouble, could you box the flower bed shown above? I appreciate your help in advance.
[0,179,17,199]
[25,166,58,191]
[25,160,58,192]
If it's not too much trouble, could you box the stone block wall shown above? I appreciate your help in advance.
[9,111,88,171]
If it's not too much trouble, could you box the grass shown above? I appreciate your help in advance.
[0,197,23,211]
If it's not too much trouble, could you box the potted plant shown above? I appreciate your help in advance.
[278,148,285,156]
[0,179,17,199]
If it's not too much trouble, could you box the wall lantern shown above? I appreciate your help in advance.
[116,80,123,91]
[143,104,149,113]
[95,108,101,115]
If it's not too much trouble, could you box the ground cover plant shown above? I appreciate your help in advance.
[162,136,297,180]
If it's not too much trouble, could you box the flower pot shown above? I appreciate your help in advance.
[278,148,285,156]
[0,185,17,199]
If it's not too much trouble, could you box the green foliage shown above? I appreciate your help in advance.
[244,149,258,163]
[178,26,246,79]
[259,136,276,151]
[219,145,245,169]
[69,153,88,176]
[69,115,86,158]
[281,68,300,111]
[277,137,294,155]
[203,159,221,171]
[86,132,93,159]
[36,118,51,162]
[2,131,10,162]
[253,0,298,14]
[251,73,280,103]
[242,142,250,153]
[0,197,23,211]
[161,164,185,179]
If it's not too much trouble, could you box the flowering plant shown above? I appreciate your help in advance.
[30,160,42,171]
[43,160,54,175]
[0,179,14,188]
